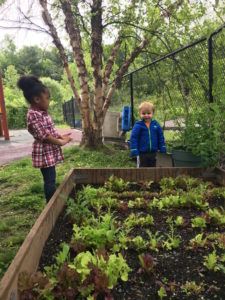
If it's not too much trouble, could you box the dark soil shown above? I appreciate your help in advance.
[38,207,73,272]
[38,183,225,300]
[112,207,225,300]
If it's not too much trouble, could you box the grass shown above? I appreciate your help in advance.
[0,145,135,280]
[55,124,71,129]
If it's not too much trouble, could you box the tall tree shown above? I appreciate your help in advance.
[24,0,209,147]
[1,0,212,147]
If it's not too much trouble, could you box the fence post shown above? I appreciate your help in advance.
[208,35,213,103]
[0,73,9,140]
[130,73,134,127]
[71,97,75,128]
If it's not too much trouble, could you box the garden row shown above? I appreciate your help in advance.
[19,174,225,299]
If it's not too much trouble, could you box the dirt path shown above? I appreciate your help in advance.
[0,129,82,166]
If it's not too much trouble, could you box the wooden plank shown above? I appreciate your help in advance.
[0,169,74,300]
[214,167,225,186]
[72,167,208,185]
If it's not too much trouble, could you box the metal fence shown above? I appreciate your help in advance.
[117,25,225,128]
[62,98,81,128]
[62,25,225,130]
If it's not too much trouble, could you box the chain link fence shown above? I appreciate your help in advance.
[118,25,225,131]
[63,26,224,135]
[212,28,225,103]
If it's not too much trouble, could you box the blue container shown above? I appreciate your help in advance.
[121,106,131,131]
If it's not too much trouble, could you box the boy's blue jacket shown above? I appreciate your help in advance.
[130,119,166,156]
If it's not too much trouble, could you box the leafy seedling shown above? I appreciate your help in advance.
[191,217,206,229]
[182,281,204,296]
[138,253,156,274]
[158,286,167,299]
[203,250,219,272]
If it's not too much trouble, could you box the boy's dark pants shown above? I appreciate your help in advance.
[40,166,56,203]
[139,152,156,167]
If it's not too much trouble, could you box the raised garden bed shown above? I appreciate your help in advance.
[0,167,225,300]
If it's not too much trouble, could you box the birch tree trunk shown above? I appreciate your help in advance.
[39,0,148,147]
[60,0,94,147]
[91,0,104,146]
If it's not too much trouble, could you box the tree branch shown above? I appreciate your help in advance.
[39,0,81,105]
[91,0,104,124]
[76,5,91,36]
[0,16,50,33]
[103,20,156,34]
[17,6,50,33]
[103,36,149,117]
[60,0,90,98]
[0,24,48,33]
[102,35,122,97]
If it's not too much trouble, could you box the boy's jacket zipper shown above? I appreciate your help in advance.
[145,122,152,151]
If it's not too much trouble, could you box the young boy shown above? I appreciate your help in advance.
[130,101,166,167]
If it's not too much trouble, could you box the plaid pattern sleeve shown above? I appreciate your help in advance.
[27,108,64,168]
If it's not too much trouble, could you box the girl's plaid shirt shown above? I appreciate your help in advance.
[27,108,64,168]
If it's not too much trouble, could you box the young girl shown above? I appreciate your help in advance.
[17,75,72,203]
[130,101,166,167]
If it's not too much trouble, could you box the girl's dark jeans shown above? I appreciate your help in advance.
[40,166,56,203]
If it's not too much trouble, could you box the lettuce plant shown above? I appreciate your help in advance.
[69,250,131,290]
[19,249,131,300]
[174,216,185,227]
[163,225,180,250]
[207,187,225,198]
[128,200,135,208]
[127,197,150,209]
[118,201,129,213]
[105,175,129,192]
[159,177,176,191]
[72,213,122,250]
[66,197,91,225]
[179,189,209,210]
[158,286,167,299]
[134,197,145,208]
[203,250,219,271]
[112,231,130,253]
[207,233,225,250]
[146,230,163,252]
[191,217,206,229]
[182,281,204,296]
[44,243,70,278]
[203,250,225,274]
[188,233,208,251]
[124,213,154,228]
[18,271,49,300]
[204,208,225,226]
[138,253,156,273]
[130,236,148,250]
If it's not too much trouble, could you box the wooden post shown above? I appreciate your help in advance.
[0,73,9,140]
[0,113,3,137]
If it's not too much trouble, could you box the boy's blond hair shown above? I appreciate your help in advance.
[138,102,155,114]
